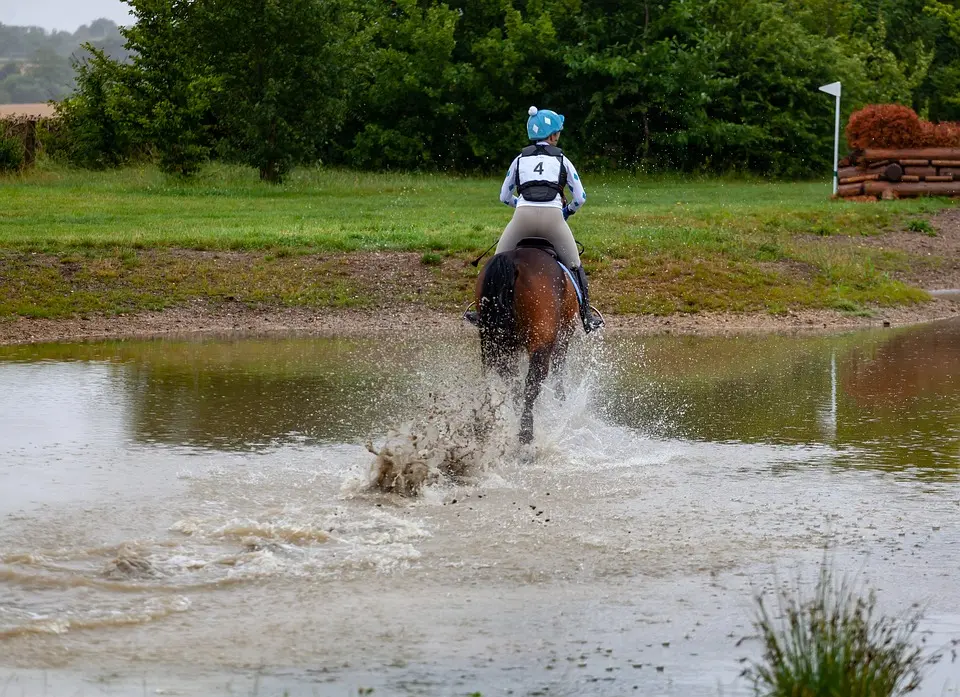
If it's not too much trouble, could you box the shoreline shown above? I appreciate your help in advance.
[2,297,959,345]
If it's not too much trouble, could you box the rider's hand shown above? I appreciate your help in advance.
[562,206,574,221]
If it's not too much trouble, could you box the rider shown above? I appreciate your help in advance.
[495,105,602,333]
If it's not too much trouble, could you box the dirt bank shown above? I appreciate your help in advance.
[1,295,959,345]
[3,207,960,345]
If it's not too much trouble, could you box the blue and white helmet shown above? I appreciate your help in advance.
[526,106,564,140]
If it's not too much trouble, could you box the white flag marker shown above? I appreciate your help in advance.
[819,82,842,195]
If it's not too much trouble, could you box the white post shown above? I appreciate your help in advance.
[819,82,842,195]
[832,94,840,195]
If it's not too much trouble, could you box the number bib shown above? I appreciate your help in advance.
[518,155,562,186]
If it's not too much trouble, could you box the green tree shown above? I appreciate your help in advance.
[116,0,212,175]
[194,0,358,182]
[924,0,960,118]
[453,0,565,168]
[55,46,130,168]
[344,0,461,169]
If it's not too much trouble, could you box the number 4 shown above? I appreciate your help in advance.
[533,161,544,175]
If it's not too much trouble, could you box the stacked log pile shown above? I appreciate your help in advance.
[837,148,960,199]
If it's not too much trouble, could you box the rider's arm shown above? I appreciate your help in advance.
[563,158,587,217]
[500,157,520,208]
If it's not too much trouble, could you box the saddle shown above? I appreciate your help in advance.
[462,237,583,327]
[515,237,559,259]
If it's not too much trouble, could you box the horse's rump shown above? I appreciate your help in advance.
[474,245,580,443]
[476,247,578,355]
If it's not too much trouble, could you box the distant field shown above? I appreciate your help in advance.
[0,163,953,318]
[0,103,56,118]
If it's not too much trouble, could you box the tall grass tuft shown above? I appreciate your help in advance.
[743,564,939,697]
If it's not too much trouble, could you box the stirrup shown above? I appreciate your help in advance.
[583,305,605,332]
[463,301,479,327]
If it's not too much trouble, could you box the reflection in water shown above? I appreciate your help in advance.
[600,318,960,475]
[1,337,417,450]
[1,319,958,470]
[842,318,960,403]
[836,320,960,470]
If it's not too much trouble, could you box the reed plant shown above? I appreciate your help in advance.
[742,565,939,697]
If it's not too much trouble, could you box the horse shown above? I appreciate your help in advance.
[474,238,581,444]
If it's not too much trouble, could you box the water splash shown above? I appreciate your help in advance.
[357,335,633,496]
[364,385,512,496]
[102,545,164,580]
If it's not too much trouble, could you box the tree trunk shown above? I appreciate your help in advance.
[642,110,650,159]
[839,173,879,184]
[837,183,863,197]
[260,162,280,183]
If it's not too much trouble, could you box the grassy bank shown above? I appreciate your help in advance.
[0,163,952,319]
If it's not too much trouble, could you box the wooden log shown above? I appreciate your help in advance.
[899,159,931,166]
[838,165,863,179]
[904,166,938,177]
[863,148,960,161]
[925,174,954,182]
[884,163,903,182]
[866,161,894,174]
[839,173,880,184]
[937,167,960,178]
[837,182,864,197]
[864,180,960,197]
[900,175,920,182]
[931,160,960,167]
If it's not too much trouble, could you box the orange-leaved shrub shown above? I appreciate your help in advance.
[919,120,960,147]
[846,104,922,150]
[847,104,960,149]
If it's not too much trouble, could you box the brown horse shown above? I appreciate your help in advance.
[475,240,581,443]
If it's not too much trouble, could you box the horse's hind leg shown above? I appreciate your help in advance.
[552,331,573,402]
[520,347,551,444]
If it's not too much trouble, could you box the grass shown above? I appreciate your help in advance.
[0,161,952,318]
[742,563,939,697]
[905,219,937,236]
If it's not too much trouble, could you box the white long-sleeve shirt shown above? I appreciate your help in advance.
[499,142,587,213]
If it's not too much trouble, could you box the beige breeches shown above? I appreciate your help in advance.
[495,206,581,268]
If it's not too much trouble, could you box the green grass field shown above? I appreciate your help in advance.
[0,163,952,318]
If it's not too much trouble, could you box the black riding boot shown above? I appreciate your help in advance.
[573,266,603,333]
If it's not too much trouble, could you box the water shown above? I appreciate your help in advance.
[0,320,958,696]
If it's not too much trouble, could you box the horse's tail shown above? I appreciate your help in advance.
[479,252,517,345]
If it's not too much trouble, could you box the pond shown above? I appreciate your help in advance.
[0,319,958,696]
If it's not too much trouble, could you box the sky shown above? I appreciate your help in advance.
[0,0,132,32]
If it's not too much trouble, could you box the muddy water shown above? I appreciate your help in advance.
[0,321,958,696]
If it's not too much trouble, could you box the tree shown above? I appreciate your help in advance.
[342,0,461,169]
[55,46,131,168]
[115,0,212,175]
[193,0,359,182]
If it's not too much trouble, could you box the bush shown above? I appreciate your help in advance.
[55,48,133,169]
[847,104,960,149]
[35,117,69,162]
[847,104,923,150]
[742,563,940,697]
[0,134,25,173]
[919,120,960,147]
